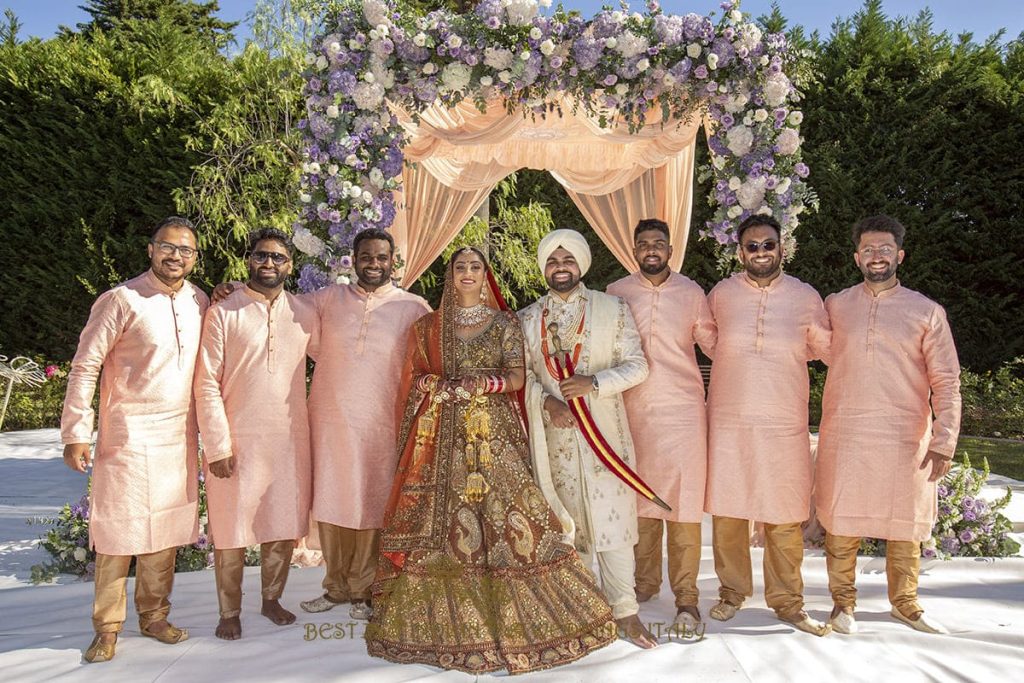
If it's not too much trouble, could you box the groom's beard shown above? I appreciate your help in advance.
[546,272,580,293]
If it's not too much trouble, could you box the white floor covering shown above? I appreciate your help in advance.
[1,429,1022,682]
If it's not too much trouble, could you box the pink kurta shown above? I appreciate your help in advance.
[307,282,430,529]
[704,272,831,524]
[61,270,208,555]
[194,287,317,549]
[815,283,961,542]
[607,271,717,522]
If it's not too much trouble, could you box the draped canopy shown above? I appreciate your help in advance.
[390,96,704,284]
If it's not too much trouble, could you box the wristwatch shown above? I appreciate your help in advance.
[591,375,599,392]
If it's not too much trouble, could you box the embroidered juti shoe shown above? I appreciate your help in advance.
[829,606,859,635]
[891,608,949,634]
[300,594,348,613]
[709,600,739,621]
[140,622,189,644]
[778,610,832,637]
[83,634,117,663]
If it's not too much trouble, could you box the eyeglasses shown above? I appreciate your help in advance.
[152,240,198,259]
[251,251,290,265]
[859,246,896,257]
[742,240,778,254]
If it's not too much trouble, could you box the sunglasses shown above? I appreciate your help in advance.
[251,251,290,265]
[742,240,779,254]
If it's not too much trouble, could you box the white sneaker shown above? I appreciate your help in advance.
[830,607,859,635]
[891,608,949,634]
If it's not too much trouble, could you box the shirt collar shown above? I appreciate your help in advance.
[861,280,902,299]
[635,270,675,290]
[352,280,395,298]
[739,270,784,292]
[546,282,589,305]
[145,269,185,296]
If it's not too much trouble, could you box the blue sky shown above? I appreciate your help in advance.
[5,1,1022,43]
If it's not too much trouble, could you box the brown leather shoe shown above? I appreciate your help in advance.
[84,634,117,663]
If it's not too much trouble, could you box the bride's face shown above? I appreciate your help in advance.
[452,251,486,300]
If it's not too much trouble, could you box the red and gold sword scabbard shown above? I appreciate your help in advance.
[553,354,671,512]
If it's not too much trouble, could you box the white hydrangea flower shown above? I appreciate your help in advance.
[441,62,473,92]
[605,37,618,49]
[728,176,742,190]
[763,72,791,107]
[505,0,539,26]
[352,82,385,110]
[484,47,514,70]
[774,177,792,194]
[724,93,749,113]
[707,53,719,70]
[726,125,754,156]
[480,75,494,87]
[362,0,390,27]
[327,164,339,176]
[540,39,555,56]
[730,9,743,22]
[737,176,767,210]
[686,43,702,59]
[737,24,763,53]
[775,128,801,155]
[615,31,649,59]
[363,71,376,83]
[757,205,773,216]
[293,227,326,257]
[498,70,512,83]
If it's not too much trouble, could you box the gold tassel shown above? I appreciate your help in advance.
[478,439,492,469]
[463,471,490,503]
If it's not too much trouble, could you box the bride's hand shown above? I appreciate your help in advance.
[454,375,483,397]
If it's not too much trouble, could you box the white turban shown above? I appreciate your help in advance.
[537,229,592,276]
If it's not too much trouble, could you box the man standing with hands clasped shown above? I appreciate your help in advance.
[61,216,208,663]
[815,215,961,635]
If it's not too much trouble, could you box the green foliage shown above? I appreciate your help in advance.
[74,0,237,47]
[959,358,1024,439]
[0,360,70,432]
[790,0,1024,370]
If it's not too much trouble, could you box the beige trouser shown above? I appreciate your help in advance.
[92,547,177,634]
[318,522,379,603]
[712,515,806,619]
[634,517,702,608]
[581,545,640,620]
[825,532,922,617]
[214,540,295,619]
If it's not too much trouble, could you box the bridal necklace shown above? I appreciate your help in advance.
[455,303,492,327]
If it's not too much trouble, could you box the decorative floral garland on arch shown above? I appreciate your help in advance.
[293,0,812,289]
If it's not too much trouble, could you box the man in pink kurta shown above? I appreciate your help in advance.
[300,229,430,620]
[606,219,716,629]
[61,217,207,662]
[815,215,961,635]
[704,216,832,636]
[195,229,317,640]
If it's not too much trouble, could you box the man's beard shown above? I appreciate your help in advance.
[863,263,898,283]
[251,270,287,288]
[547,273,580,293]
[640,260,667,276]
[357,267,391,286]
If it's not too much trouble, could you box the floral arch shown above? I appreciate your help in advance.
[292,0,811,289]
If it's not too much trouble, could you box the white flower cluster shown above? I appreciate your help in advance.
[362,0,390,28]
[725,124,753,156]
[484,47,514,70]
[352,81,385,110]
[615,30,649,60]
[441,62,473,92]
[505,0,540,27]
[762,72,791,107]
[293,226,327,257]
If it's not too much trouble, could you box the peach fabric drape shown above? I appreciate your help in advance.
[389,98,703,284]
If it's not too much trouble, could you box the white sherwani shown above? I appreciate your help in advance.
[520,284,648,555]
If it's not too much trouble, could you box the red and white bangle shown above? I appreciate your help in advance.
[484,375,506,394]
[416,374,439,393]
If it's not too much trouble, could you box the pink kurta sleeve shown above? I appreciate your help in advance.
[703,286,720,361]
[693,291,717,359]
[923,305,962,457]
[805,293,832,364]
[61,290,126,445]
[194,306,233,464]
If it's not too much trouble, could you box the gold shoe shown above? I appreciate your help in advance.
[709,600,739,621]
[84,634,117,663]
[779,610,832,637]
[141,622,189,644]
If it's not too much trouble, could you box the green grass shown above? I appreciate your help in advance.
[957,436,1024,482]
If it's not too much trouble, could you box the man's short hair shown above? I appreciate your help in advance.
[736,214,782,243]
[634,218,670,242]
[151,216,197,240]
[852,215,906,248]
[247,227,293,254]
[352,228,395,256]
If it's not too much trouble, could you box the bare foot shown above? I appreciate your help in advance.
[261,599,296,626]
[216,616,241,640]
[615,614,658,649]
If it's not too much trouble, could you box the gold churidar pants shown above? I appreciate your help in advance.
[634,517,702,608]
[92,547,177,634]
[712,515,806,618]
[318,522,379,603]
[213,540,295,619]
[825,532,922,617]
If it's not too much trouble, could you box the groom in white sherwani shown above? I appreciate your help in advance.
[519,229,656,648]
